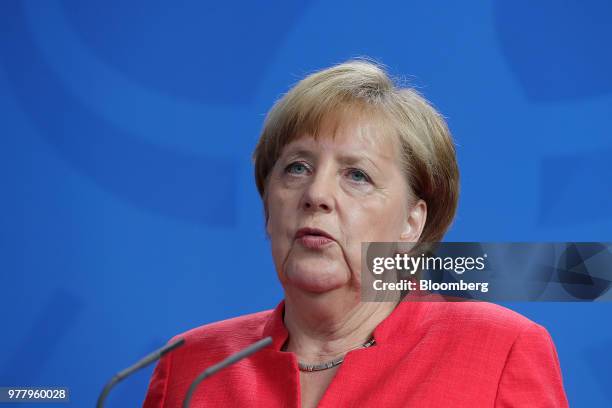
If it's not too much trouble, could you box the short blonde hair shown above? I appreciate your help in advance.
[253,59,459,243]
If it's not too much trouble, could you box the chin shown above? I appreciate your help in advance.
[285,268,348,294]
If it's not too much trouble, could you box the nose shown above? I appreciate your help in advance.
[301,166,335,213]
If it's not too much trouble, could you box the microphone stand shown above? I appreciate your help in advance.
[97,338,185,408]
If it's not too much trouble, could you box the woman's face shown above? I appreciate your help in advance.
[265,112,426,294]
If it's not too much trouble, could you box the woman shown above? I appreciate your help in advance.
[143,60,568,407]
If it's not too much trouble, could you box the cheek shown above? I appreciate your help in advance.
[341,199,407,283]
[266,186,296,254]
[266,204,284,246]
[345,197,405,242]
[339,202,385,279]
[266,187,293,228]
[266,204,290,280]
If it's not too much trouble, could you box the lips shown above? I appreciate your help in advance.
[295,227,334,240]
[295,227,335,249]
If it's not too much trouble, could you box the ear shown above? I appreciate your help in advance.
[264,204,272,240]
[262,188,272,239]
[265,215,271,240]
[399,199,427,243]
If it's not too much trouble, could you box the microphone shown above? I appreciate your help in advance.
[96,337,185,408]
[182,336,273,408]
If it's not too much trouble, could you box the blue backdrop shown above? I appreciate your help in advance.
[1,1,611,406]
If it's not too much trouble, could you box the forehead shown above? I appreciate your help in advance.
[281,110,400,161]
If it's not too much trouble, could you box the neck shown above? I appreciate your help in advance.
[282,286,399,363]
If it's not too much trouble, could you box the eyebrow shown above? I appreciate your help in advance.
[338,154,382,172]
[281,147,384,173]
[282,148,316,161]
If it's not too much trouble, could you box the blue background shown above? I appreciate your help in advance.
[1,0,611,406]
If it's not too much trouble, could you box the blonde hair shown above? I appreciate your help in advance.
[252,59,459,243]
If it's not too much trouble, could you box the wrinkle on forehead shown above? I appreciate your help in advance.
[286,104,401,164]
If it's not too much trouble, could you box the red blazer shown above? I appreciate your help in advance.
[143,299,568,407]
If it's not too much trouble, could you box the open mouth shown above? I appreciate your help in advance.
[295,227,335,249]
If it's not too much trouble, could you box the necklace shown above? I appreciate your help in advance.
[294,337,376,372]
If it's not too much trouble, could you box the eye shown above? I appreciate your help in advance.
[285,161,310,176]
[347,168,371,183]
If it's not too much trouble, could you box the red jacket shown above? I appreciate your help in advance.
[143,299,568,407]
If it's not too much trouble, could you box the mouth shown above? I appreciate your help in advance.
[294,227,335,249]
